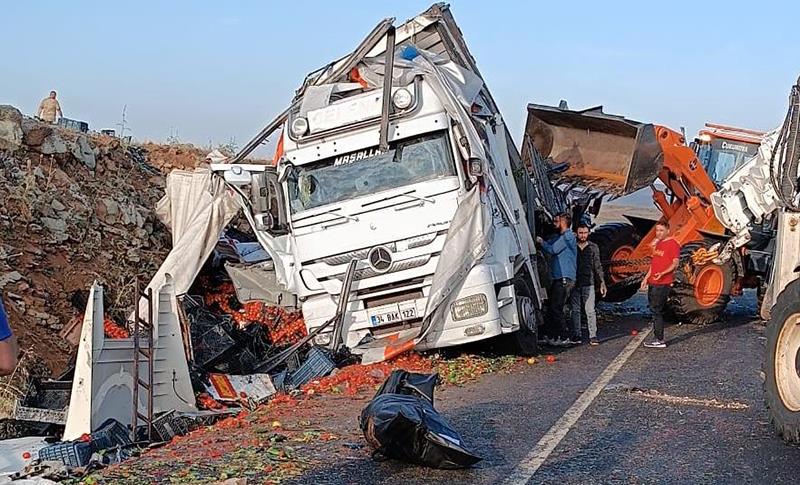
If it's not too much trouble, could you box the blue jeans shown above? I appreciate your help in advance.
[570,285,597,339]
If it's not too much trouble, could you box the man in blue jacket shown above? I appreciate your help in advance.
[0,297,18,376]
[536,212,578,344]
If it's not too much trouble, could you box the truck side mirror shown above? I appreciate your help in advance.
[258,212,277,232]
[277,161,293,184]
[252,168,288,233]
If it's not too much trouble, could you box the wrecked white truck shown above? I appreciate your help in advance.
[213,4,552,361]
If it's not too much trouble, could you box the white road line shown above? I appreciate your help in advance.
[504,328,651,484]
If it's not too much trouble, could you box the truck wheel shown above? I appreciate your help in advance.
[590,223,642,302]
[668,241,736,325]
[765,279,800,444]
[513,279,539,356]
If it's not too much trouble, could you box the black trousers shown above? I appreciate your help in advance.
[648,284,670,341]
[547,278,575,338]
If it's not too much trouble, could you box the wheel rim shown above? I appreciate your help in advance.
[775,313,800,412]
[693,265,724,307]
[609,245,635,283]
[519,296,536,333]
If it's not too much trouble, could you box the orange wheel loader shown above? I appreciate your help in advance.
[523,104,766,324]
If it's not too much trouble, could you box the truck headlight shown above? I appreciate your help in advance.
[451,293,488,322]
[291,117,309,137]
[392,88,413,110]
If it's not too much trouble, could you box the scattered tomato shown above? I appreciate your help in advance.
[546,355,556,363]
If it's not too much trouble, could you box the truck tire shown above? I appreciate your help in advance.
[668,241,736,325]
[765,279,800,444]
[590,223,642,303]
[513,278,539,356]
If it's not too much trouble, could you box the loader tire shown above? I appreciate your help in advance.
[512,278,539,356]
[590,223,642,303]
[668,241,736,325]
[757,284,768,322]
[764,279,800,444]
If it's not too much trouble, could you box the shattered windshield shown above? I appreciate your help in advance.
[287,131,455,212]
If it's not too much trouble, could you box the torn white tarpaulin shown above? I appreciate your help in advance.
[0,436,48,476]
[137,167,240,319]
[224,261,295,306]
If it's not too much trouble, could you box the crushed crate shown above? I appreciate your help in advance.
[91,418,132,451]
[193,324,237,369]
[24,380,72,410]
[288,346,335,389]
[152,410,189,442]
[12,401,68,425]
[57,117,89,133]
[13,379,72,425]
[39,441,93,468]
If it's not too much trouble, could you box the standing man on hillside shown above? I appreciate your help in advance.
[536,212,577,344]
[640,221,681,348]
[570,223,607,346]
[37,91,63,124]
[0,297,18,376]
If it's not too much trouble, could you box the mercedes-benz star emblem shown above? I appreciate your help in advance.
[368,246,393,273]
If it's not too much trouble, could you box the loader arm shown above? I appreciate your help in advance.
[523,104,728,289]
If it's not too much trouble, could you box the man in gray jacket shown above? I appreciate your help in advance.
[570,223,606,345]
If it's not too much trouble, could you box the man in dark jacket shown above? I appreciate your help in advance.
[570,224,607,345]
[536,212,577,344]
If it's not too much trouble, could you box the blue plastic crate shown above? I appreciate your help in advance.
[39,441,93,467]
[288,346,335,389]
[91,418,132,451]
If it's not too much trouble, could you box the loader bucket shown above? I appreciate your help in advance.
[524,104,663,196]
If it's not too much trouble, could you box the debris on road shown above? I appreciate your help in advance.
[360,370,481,469]
[206,373,277,406]
[624,387,750,410]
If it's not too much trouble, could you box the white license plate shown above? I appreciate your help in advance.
[369,304,418,326]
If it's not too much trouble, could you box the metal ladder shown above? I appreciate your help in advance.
[131,279,155,442]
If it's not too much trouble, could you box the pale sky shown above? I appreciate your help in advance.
[3,1,798,155]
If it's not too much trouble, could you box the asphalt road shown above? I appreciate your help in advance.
[293,291,800,484]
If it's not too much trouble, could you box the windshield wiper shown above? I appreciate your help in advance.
[362,189,434,208]
[398,191,435,204]
[316,208,359,223]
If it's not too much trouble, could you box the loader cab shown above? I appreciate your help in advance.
[693,123,764,186]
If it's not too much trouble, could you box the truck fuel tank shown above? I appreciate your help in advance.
[524,104,663,196]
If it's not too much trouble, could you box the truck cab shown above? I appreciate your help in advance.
[212,4,545,359]
[695,123,765,186]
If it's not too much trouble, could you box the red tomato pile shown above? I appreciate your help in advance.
[303,352,433,396]
[196,392,227,410]
[103,317,130,339]
[204,283,307,346]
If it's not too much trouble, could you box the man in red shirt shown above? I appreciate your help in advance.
[640,221,681,348]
